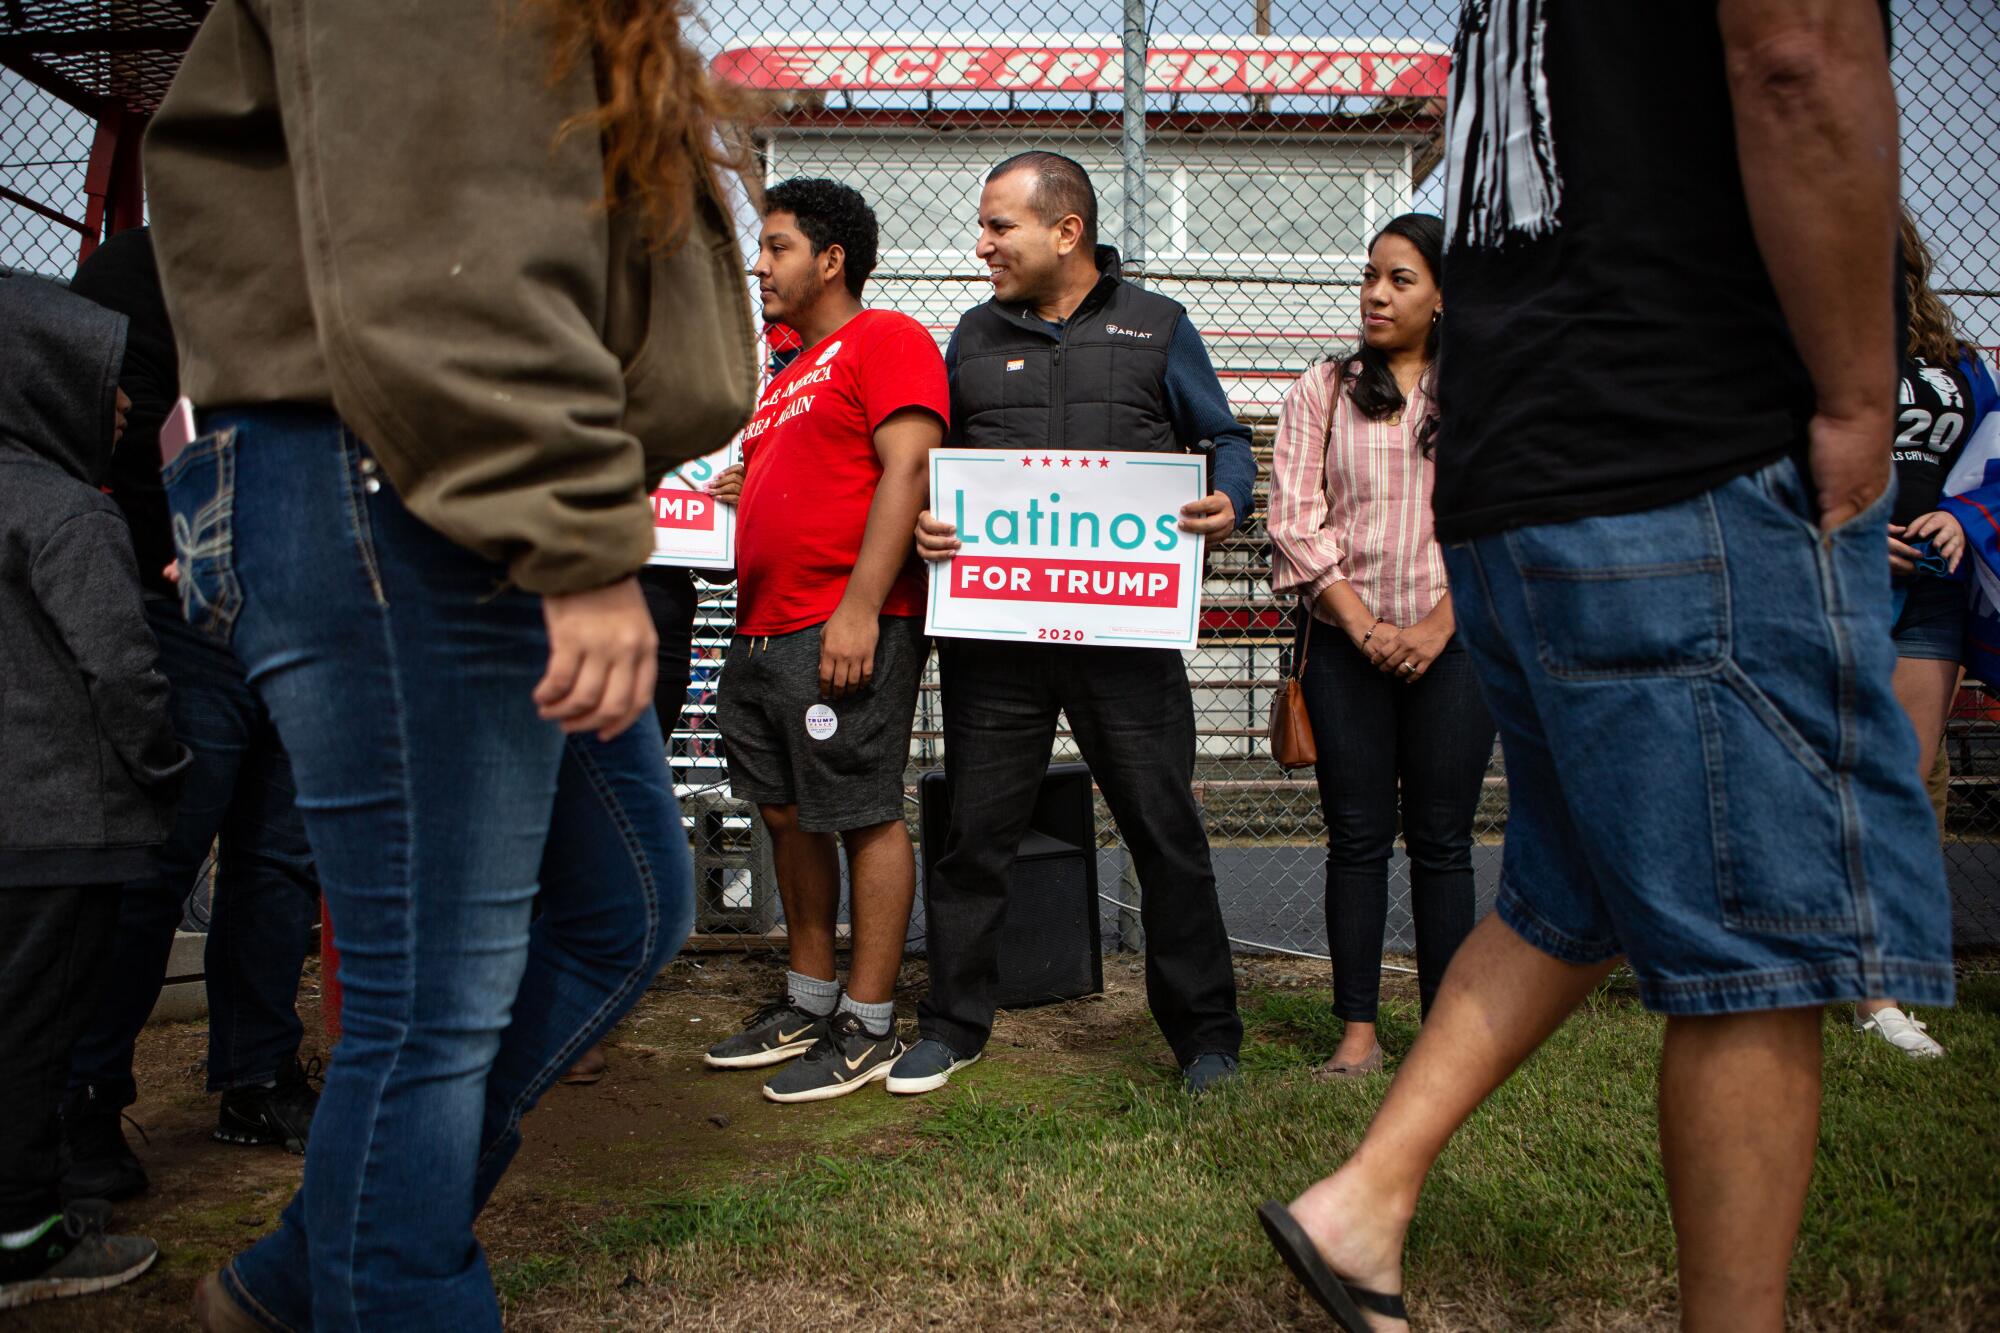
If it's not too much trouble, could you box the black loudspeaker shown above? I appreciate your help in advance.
[918,762,1103,1009]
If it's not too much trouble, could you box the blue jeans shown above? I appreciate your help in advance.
[68,596,317,1106]
[163,406,693,1330]
[1443,456,1953,1014]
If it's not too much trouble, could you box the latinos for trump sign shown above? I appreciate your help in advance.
[926,449,1207,650]
[647,440,738,568]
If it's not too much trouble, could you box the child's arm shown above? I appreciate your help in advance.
[31,512,190,787]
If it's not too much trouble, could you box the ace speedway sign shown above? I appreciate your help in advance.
[926,449,1207,650]
[647,439,738,568]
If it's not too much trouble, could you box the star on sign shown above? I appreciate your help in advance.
[1060,456,1073,468]
[1098,457,1111,468]
[1020,456,1033,467]
[1041,456,1054,467]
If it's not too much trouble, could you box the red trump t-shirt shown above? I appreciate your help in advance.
[734,309,949,635]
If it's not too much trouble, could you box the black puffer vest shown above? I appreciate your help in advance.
[949,247,1186,456]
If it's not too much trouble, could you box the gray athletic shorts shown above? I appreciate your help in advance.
[715,616,927,833]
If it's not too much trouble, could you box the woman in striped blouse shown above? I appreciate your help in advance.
[1268,213,1496,1079]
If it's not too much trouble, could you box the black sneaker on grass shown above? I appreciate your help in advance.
[0,1201,157,1309]
[214,1056,319,1154]
[703,995,830,1070]
[1181,1052,1239,1096]
[59,1085,147,1202]
[884,1038,980,1095]
[762,1012,903,1104]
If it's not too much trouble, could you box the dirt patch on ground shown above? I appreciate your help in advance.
[17,951,1302,1330]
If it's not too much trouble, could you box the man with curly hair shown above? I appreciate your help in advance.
[702,178,947,1102]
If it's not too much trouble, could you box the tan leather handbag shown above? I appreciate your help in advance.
[1270,599,1317,770]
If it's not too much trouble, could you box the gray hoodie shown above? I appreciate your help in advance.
[0,272,190,888]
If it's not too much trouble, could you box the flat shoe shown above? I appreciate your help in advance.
[559,1044,608,1086]
[1314,1046,1384,1081]
[1256,1200,1406,1331]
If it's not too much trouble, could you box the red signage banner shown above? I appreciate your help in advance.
[953,555,1181,608]
[652,491,718,532]
[713,39,1449,99]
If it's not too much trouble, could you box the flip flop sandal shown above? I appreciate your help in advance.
[1257,1201,1408,1331]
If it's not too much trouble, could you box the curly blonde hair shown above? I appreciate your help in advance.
[1902,210,1967,366]
[535,0,763,248]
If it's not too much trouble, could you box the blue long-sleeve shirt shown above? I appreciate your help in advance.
[944,317,1258,532]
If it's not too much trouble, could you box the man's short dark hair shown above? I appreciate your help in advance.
[765,177,879,297]
[987,151,1098,251]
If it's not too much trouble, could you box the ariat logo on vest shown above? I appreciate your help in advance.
[1006,358,1025,372]
[1104,323,1155,340]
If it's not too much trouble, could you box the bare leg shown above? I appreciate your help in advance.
[1660,1008,1822,1332]
[840,818,916,1005]
[760,803,841,984]
[1287,913,1618,1330]
[1860,656,1958,1020]
[1330,1019,1380,1068]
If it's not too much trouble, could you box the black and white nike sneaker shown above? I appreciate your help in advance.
[702,995,830,1070]
[761,1012,903,1104]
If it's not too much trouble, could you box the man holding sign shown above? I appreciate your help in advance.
[894,152,1252,1097]
[706,179,947,1103]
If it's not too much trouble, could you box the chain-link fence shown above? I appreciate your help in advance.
[0,69,93,275]
[5,2,1998,963]
[665,0,2000,963]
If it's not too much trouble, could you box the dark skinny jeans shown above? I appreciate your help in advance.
[1300,614,1496,1021]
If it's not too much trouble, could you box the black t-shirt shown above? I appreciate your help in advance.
[1891,357,1976,526]
[1431,1,1864,540]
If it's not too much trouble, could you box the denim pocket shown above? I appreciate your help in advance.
[162,426,243,643]
[1503,493,1728,680]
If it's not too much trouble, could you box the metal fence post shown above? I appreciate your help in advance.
[1120,0,1148,279]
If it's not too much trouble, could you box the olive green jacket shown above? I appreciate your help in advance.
[145,0,757,594]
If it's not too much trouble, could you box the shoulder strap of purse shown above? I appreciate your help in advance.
[1292,364,1343,681]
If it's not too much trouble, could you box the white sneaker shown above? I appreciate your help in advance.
[1855,1006,1945,1059]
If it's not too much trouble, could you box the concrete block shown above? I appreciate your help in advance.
[146,929,207,1025]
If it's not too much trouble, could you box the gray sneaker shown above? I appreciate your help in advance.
[885,1038,980,1095]
[762,1012,903,1103]
[703,995,830,1070]
[0,1202,158,1309]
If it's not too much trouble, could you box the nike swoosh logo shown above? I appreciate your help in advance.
[775,1026,812,1044]
[843,1046,882,1073]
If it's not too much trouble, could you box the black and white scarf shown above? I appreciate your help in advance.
[1444,0,1564,250]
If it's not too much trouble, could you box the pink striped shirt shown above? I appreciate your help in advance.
[1268,361,1450,628]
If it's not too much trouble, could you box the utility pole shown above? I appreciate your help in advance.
[1250,0,1272,115]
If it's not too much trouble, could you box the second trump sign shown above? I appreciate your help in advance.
[925,449,1207,650]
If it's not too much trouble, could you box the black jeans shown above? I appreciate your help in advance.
[921,641,1241,1064]
[640,565,699,730]
[68,598,318,1107]
[1,885,118,1229]
[1300,615,1495,1021]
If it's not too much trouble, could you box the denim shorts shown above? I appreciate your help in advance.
[1443,456,1954,1015]
[1889,575,1967,662]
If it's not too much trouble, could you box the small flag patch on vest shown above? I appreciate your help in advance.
[1005,358,1024,372]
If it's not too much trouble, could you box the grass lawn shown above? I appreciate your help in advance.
[496,963,2000,1331]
